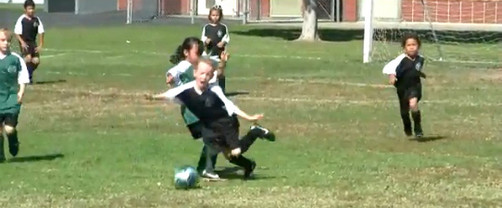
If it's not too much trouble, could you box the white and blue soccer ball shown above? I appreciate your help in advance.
[174,166,199,189]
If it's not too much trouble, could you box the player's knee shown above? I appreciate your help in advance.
[4,125,16,135]
[409,101,418,111]
[31,57,40,65]
[24,55,32,63]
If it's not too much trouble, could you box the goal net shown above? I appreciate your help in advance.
[126,0,160,24]
[364,0,502,66]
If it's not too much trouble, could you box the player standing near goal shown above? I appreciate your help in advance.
[201,5,229,92]
[14,0,45,84]
[382,34,426,139]
[148,58,275,179]
[0,28,30,162]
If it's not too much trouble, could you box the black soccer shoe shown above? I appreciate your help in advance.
[244,161,256,180]
[414,127,424,139]
[250,125,276,141]
[8,137,19,157]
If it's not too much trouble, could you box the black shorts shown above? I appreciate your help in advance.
[0,113,19,127]
[201,116,240,150]
[397,84,422,102]
[22,41,39,57]
[187,121,203,140]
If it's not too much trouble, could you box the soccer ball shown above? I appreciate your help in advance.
[174,166,199,189]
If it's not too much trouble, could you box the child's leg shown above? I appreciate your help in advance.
[200,143,221,179]
[196,145,218,173]
[239,125,275,154]
[212,55,226,93]
[227,154,256,179]
[23,54,34,83]
[218,76,226,93]
[0,132,5,162]
[398,92,412,136]
[409,97,423,136]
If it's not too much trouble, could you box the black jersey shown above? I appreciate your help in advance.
[14,14,45,43]
[201,23,230,57]
[383,54,425,88]
[163,81,237,124]
[163,81,241,148]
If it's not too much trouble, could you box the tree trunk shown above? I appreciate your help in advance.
[297,0,320,41]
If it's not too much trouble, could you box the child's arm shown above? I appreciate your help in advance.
[165,73,174,87]
[216,51,229,78]
[201,25,210,45]
[36,17,45,53]
[15,53,30,103]
[145,82,193,102]
[382,54,405,85]
[211,85,263,122]
[14,17,27,51]
[217,25,230,48]
[418,56,426,79]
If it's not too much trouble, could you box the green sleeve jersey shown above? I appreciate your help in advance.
[0,52,29,114]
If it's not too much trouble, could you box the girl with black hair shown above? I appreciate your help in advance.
[383,33,427,139]
[201,5,230,92]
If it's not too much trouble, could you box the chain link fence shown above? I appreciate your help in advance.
[125,0,343,24]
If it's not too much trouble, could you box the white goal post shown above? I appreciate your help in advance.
[363,0,502,66]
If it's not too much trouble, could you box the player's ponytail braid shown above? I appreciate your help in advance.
[169,45,184,65]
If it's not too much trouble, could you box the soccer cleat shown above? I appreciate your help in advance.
[8,137,19,157]
[415,129,424,139]
[250,125,276,141]
[202,170,220,180]
[414,124,424,139]
[244,161,256,179]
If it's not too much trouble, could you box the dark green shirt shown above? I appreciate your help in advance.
[0,52,29,114]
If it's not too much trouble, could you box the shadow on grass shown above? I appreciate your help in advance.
[8,153,65,163]
[225,91,250,97]
[33,79,67,85]
[414,135,447,143]
[215,166,280,181]
[233,29,363,42]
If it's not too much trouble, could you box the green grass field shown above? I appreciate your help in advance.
[1,25,501,207]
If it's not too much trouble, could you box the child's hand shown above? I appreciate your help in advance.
[388,75,397,85]
[20,41,28,51]
[420,72,427,79]
[220,51,230,62]
[17,92,24,104]
[35,46,43,53]
[205,38,211,45]
[217,41,225,48]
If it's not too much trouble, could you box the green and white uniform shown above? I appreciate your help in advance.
[0,52,29,119]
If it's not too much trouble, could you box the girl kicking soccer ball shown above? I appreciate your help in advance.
[382,33,426,139]
[147,58,275,180]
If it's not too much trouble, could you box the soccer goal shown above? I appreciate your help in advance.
[126,0,160,24]
[363,0,502,66]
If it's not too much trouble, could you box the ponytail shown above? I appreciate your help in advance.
[169,45,184,65]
